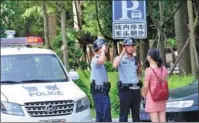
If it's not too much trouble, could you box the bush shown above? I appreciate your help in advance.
[107,72,120,115]
[79,61,89,69]
[105,61,116,72]
[50,29,84,69]
[74,69,94,108]
[74,78,94,108]
[168,74,195,89]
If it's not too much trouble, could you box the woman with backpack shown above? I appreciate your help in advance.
[141,49,169,122]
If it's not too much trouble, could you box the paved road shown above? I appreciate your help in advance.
[92,118,133,122]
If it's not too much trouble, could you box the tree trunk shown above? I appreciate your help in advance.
[48,15,57,40]
[140,39,149,63]
[174,2,191,74]
[140,14,150,64]
[113,40,119,57]
[193,0,199,79]
[169,38,190,75]
[106,46,111,61]
[41,1,51,49]
[158,1,166,65]
[60,1,69,71]
[73,0,88,66]
[187,0,197,74]
[73,0,82,30]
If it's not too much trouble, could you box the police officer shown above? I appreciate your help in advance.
[90,38,112,122]
[113,37,141,122]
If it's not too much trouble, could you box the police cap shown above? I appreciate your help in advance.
[93,38,106,52]
[123,37,136,46]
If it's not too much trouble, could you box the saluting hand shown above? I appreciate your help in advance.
[121,47,126,57]
[102,45,107,52]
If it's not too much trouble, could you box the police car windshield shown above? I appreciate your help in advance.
[1,54,69,83]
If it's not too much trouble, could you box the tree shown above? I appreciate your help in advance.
[158,1,166,65]
[56,1,69,71]
[41,1,51,49]
[73,1,88,63]
[0,1,28,37]
[193,0,199,78]
[174,2,191,74]
[82,0,119,61]
[187,0,198,75]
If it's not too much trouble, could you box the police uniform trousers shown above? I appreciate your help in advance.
[119,87,141,122]
[92,91,112,122]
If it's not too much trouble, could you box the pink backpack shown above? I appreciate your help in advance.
[149,67,169,101]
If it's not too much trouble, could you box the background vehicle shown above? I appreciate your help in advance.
[140,80,199,122]
[1,31,92,122]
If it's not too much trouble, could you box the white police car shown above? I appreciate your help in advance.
[1,31,92,122]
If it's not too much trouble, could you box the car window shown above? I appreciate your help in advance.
[1,54,68,83]
[192,80,198,85]
[35,55,66,80]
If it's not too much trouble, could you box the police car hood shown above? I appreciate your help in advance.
[1,81,86,105]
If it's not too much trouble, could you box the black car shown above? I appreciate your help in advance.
[140,80,199,122]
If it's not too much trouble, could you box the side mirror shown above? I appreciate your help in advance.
[68,71,80,80]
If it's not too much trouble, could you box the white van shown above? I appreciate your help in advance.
[0,33,92,122]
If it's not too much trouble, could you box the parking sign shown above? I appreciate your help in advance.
[112,0,147,39]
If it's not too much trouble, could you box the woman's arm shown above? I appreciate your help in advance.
[141,68,151,98]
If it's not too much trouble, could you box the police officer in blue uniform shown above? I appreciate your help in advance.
[113,37,142,122]
[90,38,112,122]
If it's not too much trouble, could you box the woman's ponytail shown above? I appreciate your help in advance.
[157,57,163,67]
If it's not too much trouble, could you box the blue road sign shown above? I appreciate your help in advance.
[113,0,146,22]
[112,0,147,39]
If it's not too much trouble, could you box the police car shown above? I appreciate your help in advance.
[1,31,92,122]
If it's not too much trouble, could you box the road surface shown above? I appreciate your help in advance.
[92,118,133,122]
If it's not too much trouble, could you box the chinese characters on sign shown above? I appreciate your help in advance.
[112,0,147,39]
[113,22,146,39]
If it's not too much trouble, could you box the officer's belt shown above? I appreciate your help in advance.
[121,83,140,89]
[94,85,104,90]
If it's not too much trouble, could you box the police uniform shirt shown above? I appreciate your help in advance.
[90,54,108,85]
[118,54,139,84]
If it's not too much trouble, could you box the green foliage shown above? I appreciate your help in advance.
[66,28,84,69]
[166,38,176,48]
[74,70,94,108]
[105,61,116,72]
[21,1,44,36]
[22,6,42,18]
[0,1,46,37]
[0,1,27,37]
[107,72,120,114]
[80,61,89,69]
[82,1,112,38]
[82,1,99,36]
[51,34,62,56]
[51,28,84,69]
[168,75,195,89]
[0,1,57,38]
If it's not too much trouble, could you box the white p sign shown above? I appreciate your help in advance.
[120,0,139,20]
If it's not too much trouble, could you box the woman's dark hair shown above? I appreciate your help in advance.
[144,59,150,68]
[147,49,163,67]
